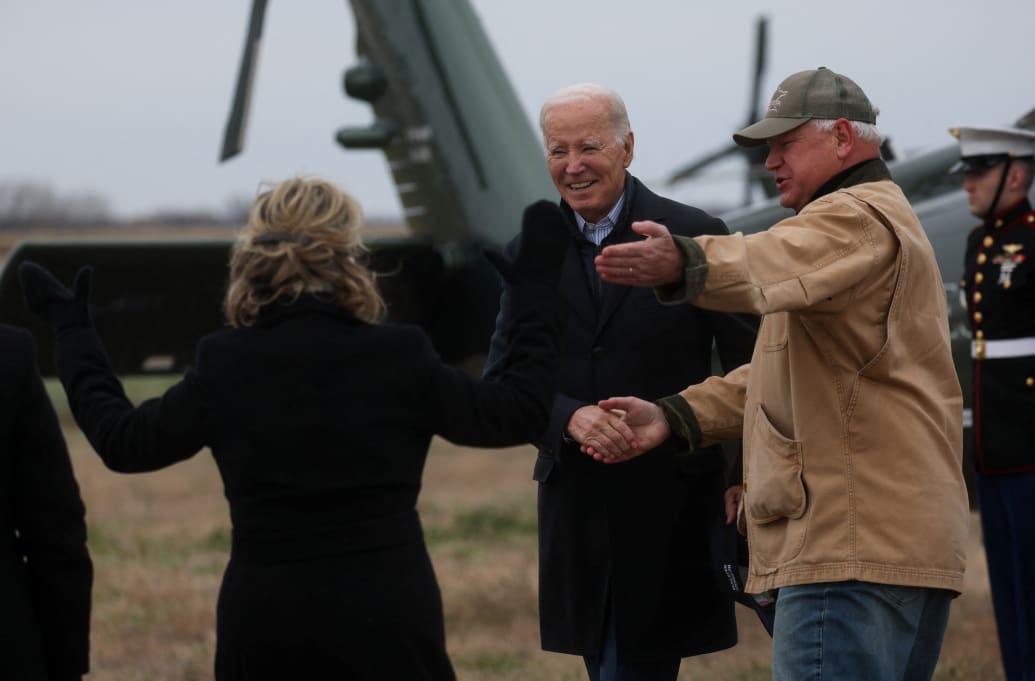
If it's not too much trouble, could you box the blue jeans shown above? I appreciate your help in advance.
[772,581,952,681]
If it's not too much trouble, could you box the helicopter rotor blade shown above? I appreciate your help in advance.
[220,0,269,162]
[666,15,771,203]
[746,15,768,128]
[742,15,768,205]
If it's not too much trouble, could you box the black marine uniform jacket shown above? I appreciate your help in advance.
[961,198,1035,473]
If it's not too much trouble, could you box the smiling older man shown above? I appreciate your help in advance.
[483,83,758,681]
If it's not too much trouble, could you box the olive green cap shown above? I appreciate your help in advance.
[733,67,878,147]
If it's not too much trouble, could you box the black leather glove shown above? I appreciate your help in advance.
[485,200,570,288]
[18,261,94,336]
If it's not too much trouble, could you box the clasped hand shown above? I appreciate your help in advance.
[575,397,671,464]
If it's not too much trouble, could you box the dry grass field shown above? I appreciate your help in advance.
[47,379,1004,681]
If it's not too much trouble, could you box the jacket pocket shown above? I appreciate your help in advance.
[746,405,806,523]
[745,405,809,567]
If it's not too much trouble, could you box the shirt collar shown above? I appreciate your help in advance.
[574,193,626,234]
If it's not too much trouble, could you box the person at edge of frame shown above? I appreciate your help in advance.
[0,323,92,681]
[951,123,1035,681]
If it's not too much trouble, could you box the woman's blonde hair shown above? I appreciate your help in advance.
[224,177,386,327]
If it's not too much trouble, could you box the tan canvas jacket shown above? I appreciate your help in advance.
[664,175,969,594]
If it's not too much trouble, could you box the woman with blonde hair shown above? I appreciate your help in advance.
[19,176,570,680]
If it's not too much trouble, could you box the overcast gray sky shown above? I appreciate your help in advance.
[4,0,1034,220]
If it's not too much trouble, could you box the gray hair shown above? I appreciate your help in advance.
[539,83,631,148]
[811,118,883,145]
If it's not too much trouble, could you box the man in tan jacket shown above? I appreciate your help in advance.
[587,67,970,681]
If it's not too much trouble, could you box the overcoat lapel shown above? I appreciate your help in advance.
[595,204,668,334]
[561,241,599,327]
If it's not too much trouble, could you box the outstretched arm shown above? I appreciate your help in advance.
[583,362,751,465]
[19,262,208,472]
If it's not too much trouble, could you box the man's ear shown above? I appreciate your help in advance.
[622,130,635,168]
[833,118,855,160]
[1007,162,1029,193]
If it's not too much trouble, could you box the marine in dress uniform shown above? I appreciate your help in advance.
[953,124,1035,681]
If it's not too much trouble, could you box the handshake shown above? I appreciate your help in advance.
[571,396,675,463]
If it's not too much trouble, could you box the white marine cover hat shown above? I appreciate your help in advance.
[949,125,1035,172]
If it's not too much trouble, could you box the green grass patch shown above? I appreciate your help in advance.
[87,522,230,570]
[424,505,536,545]
[458,650,524,674]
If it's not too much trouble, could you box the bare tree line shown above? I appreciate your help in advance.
[0,180,251,231]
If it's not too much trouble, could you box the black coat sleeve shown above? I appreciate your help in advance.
[483,236,582,451]
[12,331,92,680]
[54,326,209,473]
[426,266,565,447]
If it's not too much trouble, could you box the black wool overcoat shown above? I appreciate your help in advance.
[485,176,758,662]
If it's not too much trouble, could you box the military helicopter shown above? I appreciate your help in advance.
[0,0,555,375]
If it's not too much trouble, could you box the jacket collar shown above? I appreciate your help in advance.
[254,293,360,328]
[807,158,891,208]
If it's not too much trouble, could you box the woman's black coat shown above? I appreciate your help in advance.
[51,296,559,680]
